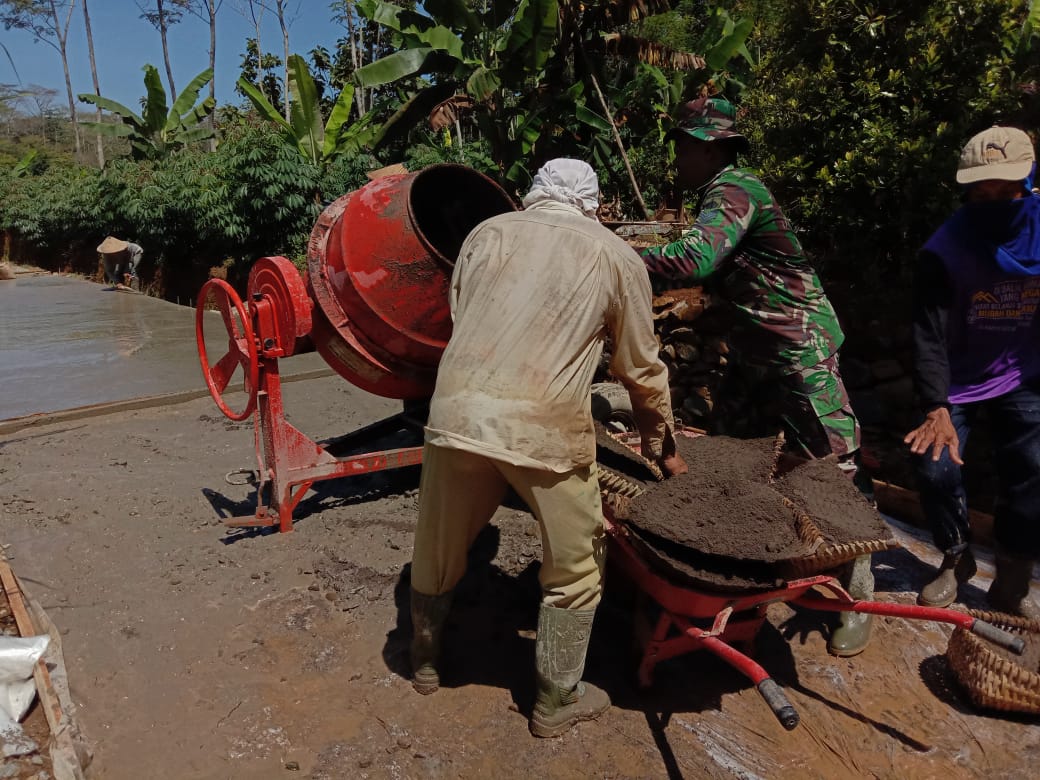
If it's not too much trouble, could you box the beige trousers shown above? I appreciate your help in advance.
[411,443,606,610]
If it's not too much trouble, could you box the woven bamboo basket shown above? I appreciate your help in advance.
[946,609,1040,715]
[775,496,899,578]
[778,538,899,578]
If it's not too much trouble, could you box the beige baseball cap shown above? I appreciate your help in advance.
[956,126,1036,184]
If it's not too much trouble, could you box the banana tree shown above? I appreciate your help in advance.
[557,2,754,217]
[238,53,377,166]
[78,65,215,161]
[353,0,560,187]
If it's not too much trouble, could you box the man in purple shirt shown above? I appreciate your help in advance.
[905,126,1040,617]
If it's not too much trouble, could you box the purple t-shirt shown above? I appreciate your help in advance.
[923,212,1040,404]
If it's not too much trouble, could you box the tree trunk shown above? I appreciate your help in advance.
[157,0,177,97]
[207,0,217,151]
[342,1,365,116]
[81,0,104,167]
[275,0,291,120]
[580,48,650,220]
[47,0,81,158]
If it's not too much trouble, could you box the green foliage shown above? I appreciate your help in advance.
[238,53,378,168]
[0,119,329,285]
[78,65,216,161]
[401,133,498,177]
[353,0,561,186]
[236,38,284,108]
[735,0,1039,288]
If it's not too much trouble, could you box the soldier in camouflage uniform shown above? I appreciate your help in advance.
[641,97,874,657]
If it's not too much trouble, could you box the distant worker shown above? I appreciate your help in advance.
[409,159,688,738]
[97,236,142,290]
[640,97,874,657]
[906,126,1039,618]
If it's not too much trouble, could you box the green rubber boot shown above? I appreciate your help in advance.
[529,605,610,738]
[987,552,1039,619]
[917,549,977,608]
[410,588,453,695]
[828,554,875,657]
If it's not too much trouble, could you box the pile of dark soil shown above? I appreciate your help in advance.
[624,434,803,562]
[775,457,893,545]
[601,433,896,592]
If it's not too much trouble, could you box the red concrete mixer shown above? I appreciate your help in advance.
[195,164,517,531]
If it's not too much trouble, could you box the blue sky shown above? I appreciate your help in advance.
[1,1,347,112]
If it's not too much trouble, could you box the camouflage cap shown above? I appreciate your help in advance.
[666,97,749,151]
[956,126,1035,185]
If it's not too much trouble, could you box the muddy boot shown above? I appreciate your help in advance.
[987,552,1039,619]
[410,588,453,695]
[917,549,977,608]
[829,555,874,657]
[529,605,610,738]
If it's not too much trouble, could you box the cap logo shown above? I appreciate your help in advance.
[983,140,1010,163]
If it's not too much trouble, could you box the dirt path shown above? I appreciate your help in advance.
[1,376,1037,779]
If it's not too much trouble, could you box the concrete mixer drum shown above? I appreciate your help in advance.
[307,164,517,399]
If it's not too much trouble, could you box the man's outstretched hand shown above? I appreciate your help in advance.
[904,407,963,465]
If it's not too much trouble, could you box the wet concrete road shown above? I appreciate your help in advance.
[0,270,326,422]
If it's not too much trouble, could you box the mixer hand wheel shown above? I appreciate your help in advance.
[195,279,259,421]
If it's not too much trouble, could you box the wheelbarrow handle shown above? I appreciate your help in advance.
[756,679,799,731]
[971,619,1026,655]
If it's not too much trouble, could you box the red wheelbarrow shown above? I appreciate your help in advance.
[602,511,1026,731]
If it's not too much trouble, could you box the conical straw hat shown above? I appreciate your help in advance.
[97,236,128,253]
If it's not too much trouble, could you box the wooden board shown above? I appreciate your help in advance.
[0,560,66,735]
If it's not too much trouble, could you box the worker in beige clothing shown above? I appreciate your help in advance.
[409,159,688,738]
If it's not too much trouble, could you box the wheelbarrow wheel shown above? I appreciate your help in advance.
[592,382,635,432]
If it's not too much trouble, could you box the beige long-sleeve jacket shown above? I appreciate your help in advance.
[425,199,674,472]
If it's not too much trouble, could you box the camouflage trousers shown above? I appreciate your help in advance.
[711,352,862,461]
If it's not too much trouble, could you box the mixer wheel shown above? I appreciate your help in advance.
[195,279,260,421]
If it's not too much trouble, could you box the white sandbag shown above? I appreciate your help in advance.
[0,634,49,721]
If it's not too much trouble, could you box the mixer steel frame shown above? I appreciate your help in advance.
[196,272,424,533]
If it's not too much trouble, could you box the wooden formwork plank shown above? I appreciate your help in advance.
[0,559,66,734]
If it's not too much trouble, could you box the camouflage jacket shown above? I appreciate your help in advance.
[641,165,844,371]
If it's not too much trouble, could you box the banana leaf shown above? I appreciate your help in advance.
[167,68,214,131]
[77,94,145,129]
[237,77,293,133]
[423,0,481,35]
[288,54,323,164]
[498,0,559,75]
[705,18,753,72]
[323,84,357,159]
[141,65,169,137]
[355,48,434,88]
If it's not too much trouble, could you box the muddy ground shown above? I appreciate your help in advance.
[1,375,1038,779]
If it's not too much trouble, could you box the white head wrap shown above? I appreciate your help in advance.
[521,158,600,217]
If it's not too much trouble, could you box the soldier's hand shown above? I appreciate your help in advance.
[904,408,963,465]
